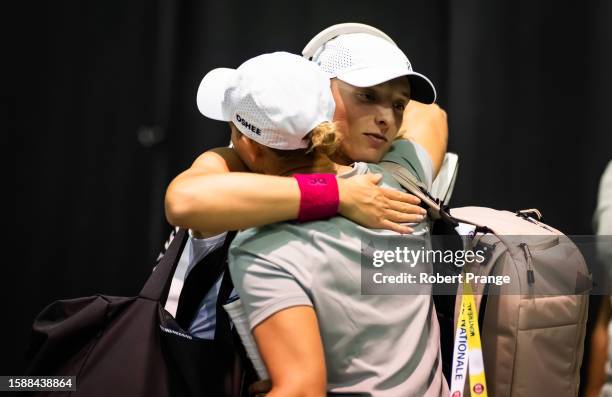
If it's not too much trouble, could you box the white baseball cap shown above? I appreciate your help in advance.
[196,52,335,150]
[303,26,437,104]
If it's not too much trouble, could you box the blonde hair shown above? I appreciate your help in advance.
[306,121,340,157]
[269,121,340,160]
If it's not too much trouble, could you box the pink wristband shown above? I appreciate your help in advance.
[294,174,339,222]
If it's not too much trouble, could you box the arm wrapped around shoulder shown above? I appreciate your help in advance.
[397,101,448,176]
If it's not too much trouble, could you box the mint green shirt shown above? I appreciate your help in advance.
[229,140,448,397]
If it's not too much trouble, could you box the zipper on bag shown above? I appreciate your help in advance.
[519,243,535,284]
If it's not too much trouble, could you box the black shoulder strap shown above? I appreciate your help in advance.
[214,230,258,397]
[175,231,236,329]
[140,229,188,301]
[214,232,238,343]
[380,161,458,227]
[212,232,259,392]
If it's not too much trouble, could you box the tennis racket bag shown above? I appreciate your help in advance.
[382,161,590,397]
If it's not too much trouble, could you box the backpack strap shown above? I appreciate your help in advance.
[214,229,239,344]
[213,233,259,393]
[214,268,235,343]
[380,161,458,226]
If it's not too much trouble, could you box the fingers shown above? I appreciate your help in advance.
[379,219,414,235]
[381,187,421,205]
[387,200,427,218]
[385,209,426,224]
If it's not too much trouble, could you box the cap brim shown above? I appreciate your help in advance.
[196,68,236,121]
[337,67,437,104]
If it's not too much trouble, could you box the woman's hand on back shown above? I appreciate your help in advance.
[338,173,426,234]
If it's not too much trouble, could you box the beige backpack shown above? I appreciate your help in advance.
[382,162,590,397]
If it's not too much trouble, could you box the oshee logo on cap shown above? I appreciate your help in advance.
[236,114,262,135]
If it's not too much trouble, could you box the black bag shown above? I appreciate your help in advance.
[25,229,253,396]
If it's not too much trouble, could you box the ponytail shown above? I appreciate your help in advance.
[306,121,340,157]
[269,122,340,160]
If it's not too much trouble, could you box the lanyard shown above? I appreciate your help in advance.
[449,281,488,397]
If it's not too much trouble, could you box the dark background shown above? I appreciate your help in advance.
[10,0,611,385]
